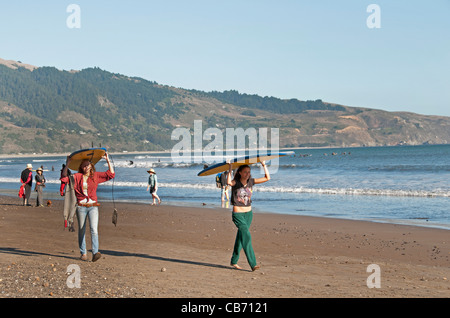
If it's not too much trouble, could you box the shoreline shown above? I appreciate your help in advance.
[0,194,449,298]
[1,190,449,232]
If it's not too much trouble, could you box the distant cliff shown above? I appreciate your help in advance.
[1,58,449,154]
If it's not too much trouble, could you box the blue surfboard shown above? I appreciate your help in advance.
[197,151,294,176]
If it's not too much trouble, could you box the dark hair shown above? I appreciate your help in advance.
[233,165,251,183]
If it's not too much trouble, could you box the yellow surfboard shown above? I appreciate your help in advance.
[197,151,294,176]
[67,147,107,171]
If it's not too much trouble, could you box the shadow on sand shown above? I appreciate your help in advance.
[0,247,243,271]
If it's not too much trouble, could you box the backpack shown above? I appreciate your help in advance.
[215,173,222,188]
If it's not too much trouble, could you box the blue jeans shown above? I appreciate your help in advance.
[76,206,99,255]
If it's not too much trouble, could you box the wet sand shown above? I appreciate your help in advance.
[0,195,449,301]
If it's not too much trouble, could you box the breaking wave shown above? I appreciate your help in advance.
[108,160,305,170]
[107,181,450,198]
[2,178,448,198]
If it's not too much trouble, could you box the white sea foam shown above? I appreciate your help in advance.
[110,159,299,170]
[5,176,446,198]
[2,175,448,198]
[110,160,205,169]
[32,159,59,162]
[255,186,450,197]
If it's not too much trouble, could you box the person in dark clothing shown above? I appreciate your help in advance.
[35,167,46,207]
[20,164,33,206]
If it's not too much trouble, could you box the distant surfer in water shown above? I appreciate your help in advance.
[227,161,270,271]
[61,153,115,262]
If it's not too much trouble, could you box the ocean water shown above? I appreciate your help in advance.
[1,145,449,230]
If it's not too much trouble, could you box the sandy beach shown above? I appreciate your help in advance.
[0,194,449,301]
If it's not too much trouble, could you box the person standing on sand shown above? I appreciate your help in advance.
[220,170,230,202]
[146,168,161,205]
[34,167,46,207]
[20,164,33,206]
[61,153,115,262]
[227,161,270,271]
[60,164,76,232]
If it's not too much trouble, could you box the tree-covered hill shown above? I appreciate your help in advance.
[0,64,184,153]
[199,89,346,114]
[1,59,449,155]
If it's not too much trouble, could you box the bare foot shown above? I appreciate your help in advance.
[252,265,260,271]
[231,263,243,270]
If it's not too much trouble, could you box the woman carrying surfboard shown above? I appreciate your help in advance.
[61,152,115,262]
[227,161,270,271]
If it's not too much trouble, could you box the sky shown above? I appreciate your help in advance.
[0,0,449,116]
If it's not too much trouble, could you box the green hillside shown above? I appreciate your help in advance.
[1,60,449,155]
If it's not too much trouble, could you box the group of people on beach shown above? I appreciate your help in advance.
[19,151,271,271]
[19,163,46,207]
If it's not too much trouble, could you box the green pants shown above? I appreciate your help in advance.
[231,211,257,268]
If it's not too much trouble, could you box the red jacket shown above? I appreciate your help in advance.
[60,170,115,204]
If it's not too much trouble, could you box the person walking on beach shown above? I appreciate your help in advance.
[34,167,46,207]
[227,161,270,271]
[61,153,115,262]
[146,168,161,205]
[20,164,33,206]
[220,170,230,202]
[60,164,76,232]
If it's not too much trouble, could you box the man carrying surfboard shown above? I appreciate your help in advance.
[227,160,270,271]
[61,152,115,262]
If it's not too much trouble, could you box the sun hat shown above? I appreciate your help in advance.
[26,164,33,169]
[147,168,155,174]
[36,167,43,172]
